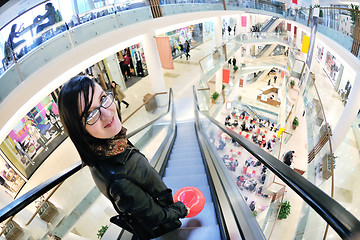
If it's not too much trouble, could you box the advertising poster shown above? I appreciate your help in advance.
[324,51,342,86]
[130,43,148,77]
[0,94,65,179]
[204,21,214,40]
[316,45,324,62]
[0,152,26,198]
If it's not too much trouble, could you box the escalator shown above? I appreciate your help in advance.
[260,17,278,32]
[1,89,360,240]
[160,121,221,239]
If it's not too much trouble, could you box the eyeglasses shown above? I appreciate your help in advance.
[85,92,114,125]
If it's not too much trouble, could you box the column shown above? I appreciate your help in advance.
[214,16,222,48]
[104,54,126,91]
[142,32,167,106]
[332,73,360,150]
[214,16,223,94]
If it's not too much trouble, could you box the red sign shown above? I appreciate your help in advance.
[292,0,297,4]
[239,78,244,87]
[222,69,230,83]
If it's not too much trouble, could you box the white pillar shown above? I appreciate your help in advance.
[214,17,222,48]
[142,32,167,106]
[105,54,126,91]
[332,73,360,150]
[215,69,222,94]
[236,15,241,35]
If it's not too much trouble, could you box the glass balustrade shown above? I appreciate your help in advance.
[194,99,350,239]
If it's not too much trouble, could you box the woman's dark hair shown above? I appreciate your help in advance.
[58,75,111,166]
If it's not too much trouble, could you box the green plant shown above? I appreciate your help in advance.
[350,4,359,25]
[97,225,109,239]
[253,211,258,217]
[222,84,225,90]
[233,65,239,72]
[211,91,220,100]
[319,9,323,18]
[278,201,291,220]
[293,117,299,126]
[290,80,295,86]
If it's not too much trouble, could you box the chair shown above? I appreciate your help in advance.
[257,128,261,134]
[242,166,247,174]
[245,134,249,139]
[251,170,256,178]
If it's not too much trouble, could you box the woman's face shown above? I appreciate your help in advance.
[80,83,122,139]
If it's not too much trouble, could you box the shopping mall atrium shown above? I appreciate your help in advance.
[0,0,360,239]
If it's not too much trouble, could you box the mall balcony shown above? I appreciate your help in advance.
[0,0,360,239]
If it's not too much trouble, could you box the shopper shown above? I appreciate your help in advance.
[34,3,56,46]
[58,76,188,239]
[284,150,295,166]
[111,81,129,109]
[184,40,191,60]
[232,57,237,67]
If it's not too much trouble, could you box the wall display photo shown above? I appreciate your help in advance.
[0,152,26,198]
[316,44,324,62]
[324,51,342,86]
[0,94,66,180]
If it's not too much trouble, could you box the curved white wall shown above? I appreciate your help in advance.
[1,9,359,144]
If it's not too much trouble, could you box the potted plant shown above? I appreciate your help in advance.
[290,80,295,89]
[233,65,239,72]
[97,225,109,239]
[211,91,220,104]
[292,117,299,130]
[221,84,226,103]
[278,201,291,220]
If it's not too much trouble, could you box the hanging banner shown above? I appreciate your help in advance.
[222,69,230,83]
[292,0,297,4]
[241,16,247,27]
[239,78,244,87]
[281,70,285,79]
[287,23,291,31]
[155,37,174,70]
[301,35,310,54]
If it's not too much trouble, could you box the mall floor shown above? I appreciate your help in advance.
[21,35,360,239]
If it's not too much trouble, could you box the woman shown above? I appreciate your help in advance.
[58,76,188,239]
[111,81,129,109]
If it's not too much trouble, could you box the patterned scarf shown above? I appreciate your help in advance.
[91,127,131,157]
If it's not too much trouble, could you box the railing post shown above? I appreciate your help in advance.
[149,0,163,18]
[351,11,360,57]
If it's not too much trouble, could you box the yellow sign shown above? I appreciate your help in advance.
[301,35,310,53]
[277,128,285,138]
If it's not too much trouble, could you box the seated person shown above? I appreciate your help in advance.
[34,3,56,46]
[8,24,26,51]
[232,119,238,127]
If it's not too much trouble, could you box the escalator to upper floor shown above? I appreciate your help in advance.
[0,88,360,240]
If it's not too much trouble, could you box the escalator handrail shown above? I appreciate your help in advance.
[0,89,174,223]
[193,86,360,239]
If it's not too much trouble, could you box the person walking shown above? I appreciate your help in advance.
[284,151,295,166]
[232,57,237,67]
[185,40,191,60]
[111,81,129,109]
[58,76,188,240]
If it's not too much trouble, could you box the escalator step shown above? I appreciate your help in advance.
[172,143,200,152]
[157,225,221,240]
[173,141,199,147]
[164,166,205,177]
[163,174,208,189]
[180,203,217,226]
[178,225,221,240]
[167,159,203,167]
[170,152,202,158]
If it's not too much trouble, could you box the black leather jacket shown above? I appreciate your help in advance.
[89,147,187,229]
